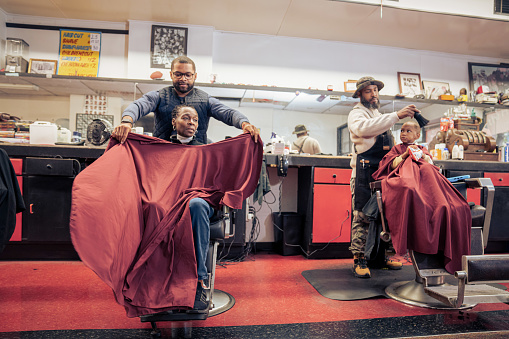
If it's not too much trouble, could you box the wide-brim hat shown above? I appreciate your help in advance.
[352,76,385,98]
[292,124,309,134]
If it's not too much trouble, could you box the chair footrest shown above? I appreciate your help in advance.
[425,284,509,307]
[140,309,209,322]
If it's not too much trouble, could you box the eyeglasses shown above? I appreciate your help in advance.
[172,72,195,79]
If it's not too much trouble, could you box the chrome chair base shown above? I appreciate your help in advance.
[385,280,476,310]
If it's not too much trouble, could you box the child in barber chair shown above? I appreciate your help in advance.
[372,121,472,274]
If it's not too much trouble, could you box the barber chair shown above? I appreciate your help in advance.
[370,178,509,309]
[139,206,235,336]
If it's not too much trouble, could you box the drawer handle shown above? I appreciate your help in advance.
[499,178,503,181]
[30,203,34,214]
[332,174,337,178]
[47,164,52,170]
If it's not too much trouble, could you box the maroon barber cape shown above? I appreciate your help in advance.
[372,144,471,274]
[70,133,263,317]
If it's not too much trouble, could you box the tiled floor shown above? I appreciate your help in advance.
[1,253,509,338]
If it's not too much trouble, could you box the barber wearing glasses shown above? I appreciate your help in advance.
[113,55,259,144]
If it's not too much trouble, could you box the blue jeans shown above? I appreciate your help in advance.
[189,198,214,281]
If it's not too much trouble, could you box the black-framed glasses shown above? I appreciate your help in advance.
[172,72,195,79]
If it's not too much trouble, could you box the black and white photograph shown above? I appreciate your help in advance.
[150,25,188,69]
[28,59,57,75]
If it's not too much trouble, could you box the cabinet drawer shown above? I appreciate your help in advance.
[484,172,509,187]
[314,167,351,184]
[25,157,75,177]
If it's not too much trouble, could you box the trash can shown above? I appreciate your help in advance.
[272,212,304,256]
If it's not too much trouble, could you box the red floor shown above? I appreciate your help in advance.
[1,253,509,333]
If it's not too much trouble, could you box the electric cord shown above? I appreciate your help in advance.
[270,177,351,258]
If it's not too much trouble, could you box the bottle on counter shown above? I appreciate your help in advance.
[458,143,464,160]
[441,148,450,160]
[452,142,460,160]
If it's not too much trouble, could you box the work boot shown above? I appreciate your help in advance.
[353,254,371,278]
[384,257,403,270]
[189,282,210,313]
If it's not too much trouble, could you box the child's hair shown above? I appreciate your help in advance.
[405,121,421,133]
[171,104,196,120]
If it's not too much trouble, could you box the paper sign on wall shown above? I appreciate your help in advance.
[57,30,101,77]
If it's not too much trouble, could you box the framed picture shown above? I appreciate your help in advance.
[422,80,450,100]
[397,72,422,97]
[468,62,509,95]
[150,25,188,69]
[344,80,357,93]
[28,59,57,75]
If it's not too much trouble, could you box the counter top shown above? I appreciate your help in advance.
[264,154,352,168]
[0,143,106,159]
[434,159,509,172]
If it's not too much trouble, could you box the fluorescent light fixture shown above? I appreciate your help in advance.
[0,83,40,91]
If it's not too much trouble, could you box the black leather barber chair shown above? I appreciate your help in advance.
[371,177,509,309]
[140,206,235,336]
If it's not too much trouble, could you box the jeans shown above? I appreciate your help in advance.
[189,198,214,281]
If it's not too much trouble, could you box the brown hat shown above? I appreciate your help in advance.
[292,124,309,134]
[352,76,385,98]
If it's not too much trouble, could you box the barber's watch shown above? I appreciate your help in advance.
[121,119,133,126]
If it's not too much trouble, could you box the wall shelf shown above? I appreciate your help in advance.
[0,72,506,116]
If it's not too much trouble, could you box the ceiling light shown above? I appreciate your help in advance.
[0,83,40,91]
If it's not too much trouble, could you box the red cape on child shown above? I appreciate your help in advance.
[372,143,471,274]
[70,133,263,317]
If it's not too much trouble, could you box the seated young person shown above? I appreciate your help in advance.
[170,104,212,312]
[372,121,472,274]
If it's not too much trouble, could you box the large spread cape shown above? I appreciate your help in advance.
[70,133,263,317]
[372,144,471,274]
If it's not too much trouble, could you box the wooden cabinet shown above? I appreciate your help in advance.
[312,168,351,244]
[9,158,23,242]
[300,167,352,258]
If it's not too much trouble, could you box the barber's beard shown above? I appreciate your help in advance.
[174,81,194,94]
[361,96,380,110]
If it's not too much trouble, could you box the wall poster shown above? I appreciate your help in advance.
[150,25,188,69]
[58,30,101,77]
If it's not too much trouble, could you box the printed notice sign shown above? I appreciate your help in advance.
[58,30,101,77]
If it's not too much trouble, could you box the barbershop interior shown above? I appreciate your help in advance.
[2,1,509,338]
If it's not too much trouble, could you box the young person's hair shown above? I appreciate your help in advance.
[171,104,196,120]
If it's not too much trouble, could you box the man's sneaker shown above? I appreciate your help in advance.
[385,257,403,270]
[353,254,371,278]
[189,282,210,313]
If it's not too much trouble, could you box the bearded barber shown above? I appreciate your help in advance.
[112,55,259,144]
[348,76,419,279]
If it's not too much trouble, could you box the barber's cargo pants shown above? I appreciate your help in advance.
[349,177,370,255]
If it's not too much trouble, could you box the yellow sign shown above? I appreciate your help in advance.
[58,30,101,77]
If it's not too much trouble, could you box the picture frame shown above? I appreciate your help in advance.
[28,59,57,75]
[422,80,451,100]
[468,62,509,95]
[150,25,188,69]
[344,80,357,93]
[397,72,422,97]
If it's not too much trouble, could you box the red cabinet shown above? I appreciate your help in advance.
[9,158,23,242]
[311,168,351,244]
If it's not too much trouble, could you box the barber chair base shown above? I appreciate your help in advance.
[209,289,235,316]
[385,280,476,310]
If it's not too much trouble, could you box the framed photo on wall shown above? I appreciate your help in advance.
[397,72,422,97]
[150,25,188,69]
[344,80,357,93]
[422,80,450,100]
[468,62,509,95]
[28,59,57,75]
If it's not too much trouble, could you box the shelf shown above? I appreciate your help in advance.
[0,72,506,115]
